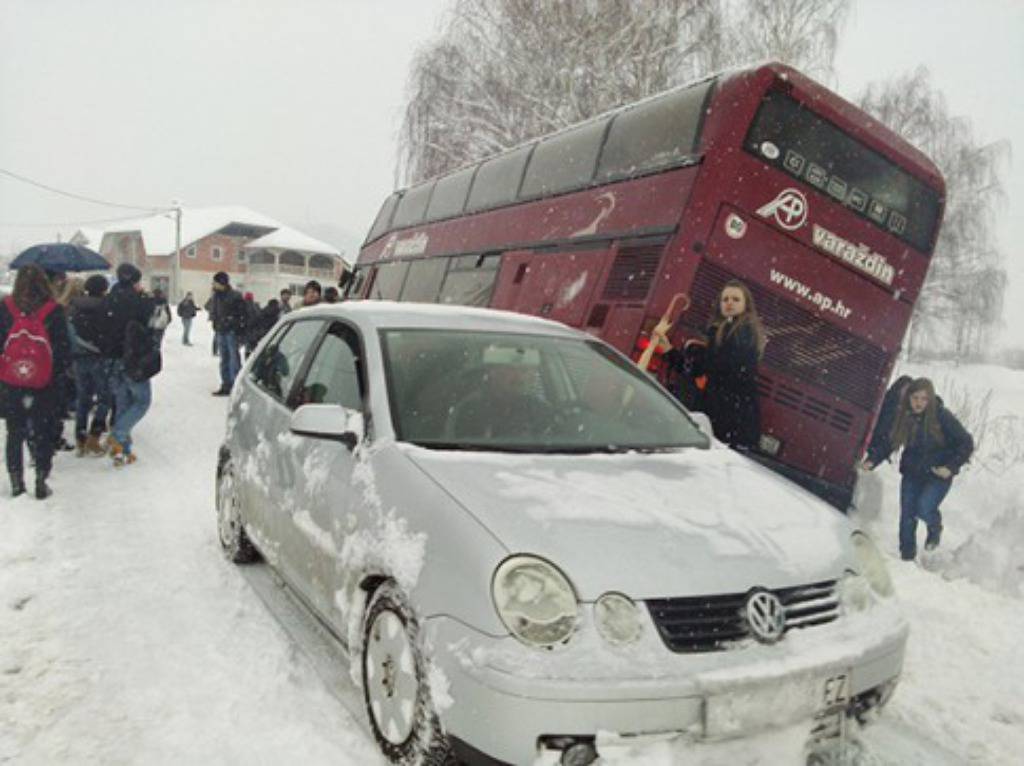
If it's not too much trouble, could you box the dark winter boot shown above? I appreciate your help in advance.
[924,524,943,551]
[10,472,26,498]
[35,473,52,500]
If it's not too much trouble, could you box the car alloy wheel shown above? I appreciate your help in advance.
[361,583,453,765]
[366,608,419,745]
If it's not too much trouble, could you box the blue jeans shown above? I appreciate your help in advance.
[110,362,152,454]
[216,331,241,389]
[73,355,112,439]
[182,317,193,344]
[899,474,951,557]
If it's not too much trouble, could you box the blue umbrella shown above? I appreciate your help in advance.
[11,243,111,272]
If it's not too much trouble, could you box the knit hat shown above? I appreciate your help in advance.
[116,262,142,285]
[213,271,230,286]
[84,274,109,297]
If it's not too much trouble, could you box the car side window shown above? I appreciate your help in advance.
[292,322,364,410]
[250,320,324,403]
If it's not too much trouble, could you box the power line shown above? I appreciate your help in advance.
[0,212,150,228]
[0,167,169,212]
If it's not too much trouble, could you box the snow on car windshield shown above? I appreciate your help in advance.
[380,328,707,452]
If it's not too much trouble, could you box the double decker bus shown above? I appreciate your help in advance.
[349,62,944,509]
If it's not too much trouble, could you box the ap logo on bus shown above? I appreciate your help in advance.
[757,188,808,231]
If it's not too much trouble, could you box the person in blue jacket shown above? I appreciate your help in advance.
[863,377,973,560]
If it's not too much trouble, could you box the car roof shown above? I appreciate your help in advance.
[292,300,585,338]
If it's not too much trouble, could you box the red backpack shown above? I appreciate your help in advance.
[0,296,58,389]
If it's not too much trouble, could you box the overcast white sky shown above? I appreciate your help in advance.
[1,0,1021,344]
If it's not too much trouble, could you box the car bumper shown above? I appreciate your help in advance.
[424,601,908,765]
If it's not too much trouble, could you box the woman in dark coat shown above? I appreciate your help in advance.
[863,377,973,560]
[701,280,765,449]
[0,265,71,498]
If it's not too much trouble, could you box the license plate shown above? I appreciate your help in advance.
[821,673,849,709]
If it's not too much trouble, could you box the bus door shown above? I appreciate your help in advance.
[490,246,610,328]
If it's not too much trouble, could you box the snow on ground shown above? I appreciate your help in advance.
[2,316,1023,765]
[847,361,1024,766]
[0,318,383,765]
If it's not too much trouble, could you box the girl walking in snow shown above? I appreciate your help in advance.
[862,377,974,560]
[0,265,71,498]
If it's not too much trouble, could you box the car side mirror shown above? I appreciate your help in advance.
[690,411,715,441]
[290,403,363,450]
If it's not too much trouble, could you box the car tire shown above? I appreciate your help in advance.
[362,582,455,766]
[216,460,259,564]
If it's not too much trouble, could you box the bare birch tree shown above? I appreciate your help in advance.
[858,67,1010,360]
[399,0,851,184]
[710,0,850,83]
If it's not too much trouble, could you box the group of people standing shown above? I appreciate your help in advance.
[178,274,335,398]
[1,262,163,499]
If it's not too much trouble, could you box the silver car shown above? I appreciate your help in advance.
[216,301,906,765]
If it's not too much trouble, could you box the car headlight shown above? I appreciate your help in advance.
[492,555,579,648]
[594,592,643,646]
[850,531,893,597]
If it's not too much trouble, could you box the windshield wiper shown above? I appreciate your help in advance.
[408,441,539,453]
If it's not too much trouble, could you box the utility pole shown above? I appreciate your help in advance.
[172,200,182,301]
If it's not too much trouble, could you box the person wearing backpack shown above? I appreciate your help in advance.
[149,288,173,348]
[0,264,71,498]
[100,263,157,466]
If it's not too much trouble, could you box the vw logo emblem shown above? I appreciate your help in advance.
[745,590,786,643]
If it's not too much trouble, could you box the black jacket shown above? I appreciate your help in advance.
[124,319,161,382]
[177,298,197,319]
[0,299,71,417]
[702,319,760,448]
[869,403,973,479]
[100,283,156,360]
[252,302,281,345]
[69,295,108,356]
[210,288,247,333]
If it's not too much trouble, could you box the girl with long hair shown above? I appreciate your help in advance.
[701,279,766,448]
[0,264,71,498]
[863,377,974,560]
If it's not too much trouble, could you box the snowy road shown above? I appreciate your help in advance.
[2,317,1023,765]
[0,321,383,765]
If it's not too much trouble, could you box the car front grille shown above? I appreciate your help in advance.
[646,580,840,653]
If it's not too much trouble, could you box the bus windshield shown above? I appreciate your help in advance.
[745,89,942,253]
[381,329,707,453]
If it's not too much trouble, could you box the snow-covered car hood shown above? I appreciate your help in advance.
[400,444,855,601]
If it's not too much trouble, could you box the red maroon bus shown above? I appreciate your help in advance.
[349,62,944,509]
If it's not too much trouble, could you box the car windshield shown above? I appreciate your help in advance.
[381,328,708,453]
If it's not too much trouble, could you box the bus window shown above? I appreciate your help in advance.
[466,145,533,212]
[368,261,411,300]
[391,181,435,229]
[597,80,712,182]
[366,192,401,243]
[520,118,608,199]
[438,254,501,306]
[426,165,476,221]
[401,257,449,303]
[745,90,941,252]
